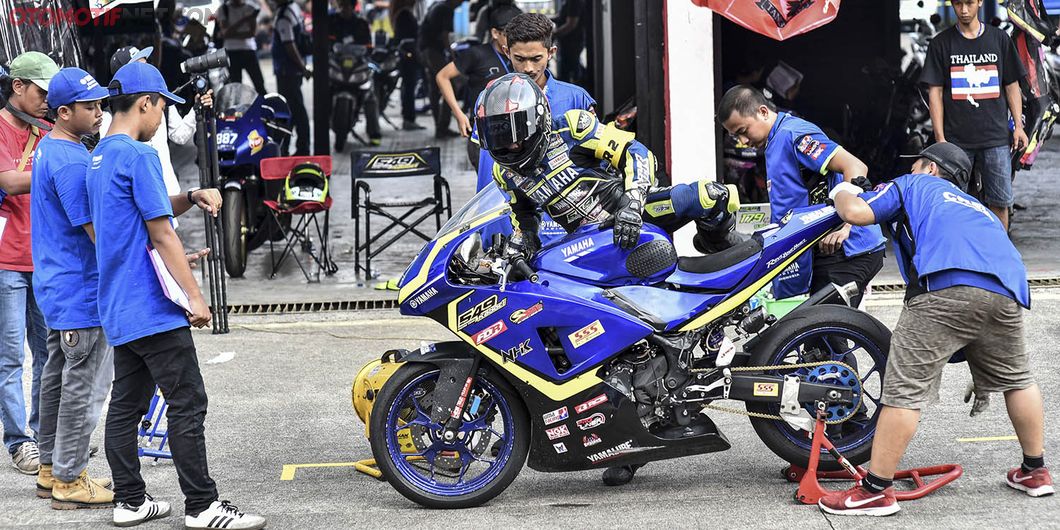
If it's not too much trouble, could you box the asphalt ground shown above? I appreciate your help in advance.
[1,290,1058,529]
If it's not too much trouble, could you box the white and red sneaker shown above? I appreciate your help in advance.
[1006,467,1055,497]
[818,485,900,517]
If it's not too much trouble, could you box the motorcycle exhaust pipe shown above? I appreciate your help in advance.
[794,281,860,310]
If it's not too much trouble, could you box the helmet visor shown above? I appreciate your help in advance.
[476,110,537,153]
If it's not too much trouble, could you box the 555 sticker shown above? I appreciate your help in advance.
[568,320,604,348]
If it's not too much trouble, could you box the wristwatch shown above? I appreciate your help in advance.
[186,187,200,204]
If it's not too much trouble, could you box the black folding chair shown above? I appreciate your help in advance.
[352,147,452,278]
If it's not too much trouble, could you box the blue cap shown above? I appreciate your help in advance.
[108,61,185,105]
[47,67,109,109]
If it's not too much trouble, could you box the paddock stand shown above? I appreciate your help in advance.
[137,387,173,462]
[782,406,963,504]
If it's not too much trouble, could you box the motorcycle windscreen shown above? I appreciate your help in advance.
[216,83,259,115]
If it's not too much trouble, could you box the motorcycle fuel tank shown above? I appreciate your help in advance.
[535,224,677,287]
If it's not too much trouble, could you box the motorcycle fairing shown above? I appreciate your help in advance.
[216,94,279,169]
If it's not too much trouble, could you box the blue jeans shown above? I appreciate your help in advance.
[0,269,49,454]
[960,145,1013,209]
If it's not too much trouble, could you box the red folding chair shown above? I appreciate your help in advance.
[259,156,339,282]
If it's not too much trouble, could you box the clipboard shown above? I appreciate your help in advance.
[147,245,193,313]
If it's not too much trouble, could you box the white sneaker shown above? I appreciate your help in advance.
[185,500,266,530]
[113,494,171,527]
[11,441,40,475]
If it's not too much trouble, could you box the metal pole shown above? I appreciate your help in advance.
[205,108,230,333]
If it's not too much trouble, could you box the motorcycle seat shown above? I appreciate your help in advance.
[677,237,762,274]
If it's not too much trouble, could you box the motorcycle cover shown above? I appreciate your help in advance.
[693,0,842,42]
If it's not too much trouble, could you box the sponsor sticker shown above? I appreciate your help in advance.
[753,382,780,397]
[502,339,533,362]
[458,295,508,329]
[798,208,831,224]
[510,301,544,324]
[587,440,634,463]
[472,320,507,345]
[568,320,605,348]
[561,238,595,259]
[576,413,606,431]
[543,406,568,426]
[582,434,602,448]
[545,424,570,440]
[553,442,567,454]
[408,287,438,309]
[366,153,428,172]
[574,394,608,414]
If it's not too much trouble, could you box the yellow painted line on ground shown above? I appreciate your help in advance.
[957,435,1019,443]
[280,462,361,480]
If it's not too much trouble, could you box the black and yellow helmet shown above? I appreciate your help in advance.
[283,162,329,204]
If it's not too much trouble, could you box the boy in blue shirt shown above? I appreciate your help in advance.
[821,142,1048,515]
[88,62,265,530]
[31,67,115,509]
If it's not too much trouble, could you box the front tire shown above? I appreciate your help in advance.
[222,188,247,278]
[746,305,891,470]
[369,363,529,509]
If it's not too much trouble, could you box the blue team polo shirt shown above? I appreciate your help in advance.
[860,174,1030,308]
[765,112,886,257]
[30,135,100,330]
[86,134,189,346]
[472,70,597,191]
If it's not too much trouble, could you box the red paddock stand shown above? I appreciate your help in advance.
[784,411,963,505]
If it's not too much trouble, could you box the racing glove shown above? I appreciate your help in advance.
[612,190,644,250]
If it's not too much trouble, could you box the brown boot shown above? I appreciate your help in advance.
[51,470,114,510]
[38,465,113,499]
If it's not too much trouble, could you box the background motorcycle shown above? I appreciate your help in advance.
[215,83,292,277]
[367,186,890,508]
[330,41,382,150]
[371,42,403,131]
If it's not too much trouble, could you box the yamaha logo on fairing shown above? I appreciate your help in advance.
[586,440,634,463]
[408,287,438,309]
[798,208,831,224]
[561,239,595,259]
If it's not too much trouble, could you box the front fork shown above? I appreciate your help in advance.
[432,357,483,441]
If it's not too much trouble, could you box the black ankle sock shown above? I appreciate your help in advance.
[1022,454,1045,473]
[862,472,893,493]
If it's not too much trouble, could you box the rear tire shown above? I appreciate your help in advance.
[746,305,891,471]
[369,363,529,509]
[222,189,247,278]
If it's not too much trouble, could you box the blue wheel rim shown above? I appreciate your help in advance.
[385,370,516,497]
[763,326,885,455]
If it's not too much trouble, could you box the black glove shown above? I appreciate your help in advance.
[850,176,873,192]
[612,192,644,250]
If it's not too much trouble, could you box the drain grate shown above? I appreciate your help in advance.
[872,276,1060,294]
[228,298,399,315]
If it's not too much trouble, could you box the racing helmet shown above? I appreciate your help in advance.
[283,162,329,205]
[475,73,552,173]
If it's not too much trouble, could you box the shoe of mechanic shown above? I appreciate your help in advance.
[38,464,113,499]
[185,500,266,530]
[114,494,171,527]
[11,441,40,475]
[602,464,642,486]
[51,470,114,510]
[1006,467,1055,497]
[818,485,899,517]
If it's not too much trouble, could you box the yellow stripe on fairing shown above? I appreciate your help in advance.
[397,208,510,303]
[677,230,830,332]
[447,292,603,402]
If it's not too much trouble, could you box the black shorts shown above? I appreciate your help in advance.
[811,249,885,307]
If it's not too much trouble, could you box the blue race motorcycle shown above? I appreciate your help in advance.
[214,83,291,277]
[369,186,890,508]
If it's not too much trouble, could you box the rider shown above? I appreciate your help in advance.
[476,73,742,258]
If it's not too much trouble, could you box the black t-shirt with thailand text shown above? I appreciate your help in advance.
[454,43,511,108]
[921,24,1026,149]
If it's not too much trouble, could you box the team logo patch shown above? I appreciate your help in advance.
[797,135,823,158]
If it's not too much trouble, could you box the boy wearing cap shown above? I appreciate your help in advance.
[89,62,264,529]
[0,51,58,476]
[820,143,1049,516]
[30,67,115,508]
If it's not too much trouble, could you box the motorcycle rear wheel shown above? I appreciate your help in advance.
[746,305,891,471]
[369,364,529,509]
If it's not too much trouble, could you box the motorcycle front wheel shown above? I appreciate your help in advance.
[746,305,891,471]
[369,363,529,509]
[222,188,248,278]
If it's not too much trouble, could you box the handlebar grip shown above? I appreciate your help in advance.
[511,256,538,283]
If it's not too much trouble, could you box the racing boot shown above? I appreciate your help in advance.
[692,213,745,254]
[51,470,115,510]
[38,465,113,499]
[602,464,643,486]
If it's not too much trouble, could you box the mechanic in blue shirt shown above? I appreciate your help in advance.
[469,12,595,192]
[30,67,115,507]
[88,62,265,528]
[821,142,1047,516]
[719,85,886,304]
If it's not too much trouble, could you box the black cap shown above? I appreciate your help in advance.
[901,142,973,191]
[110,46,154,76]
